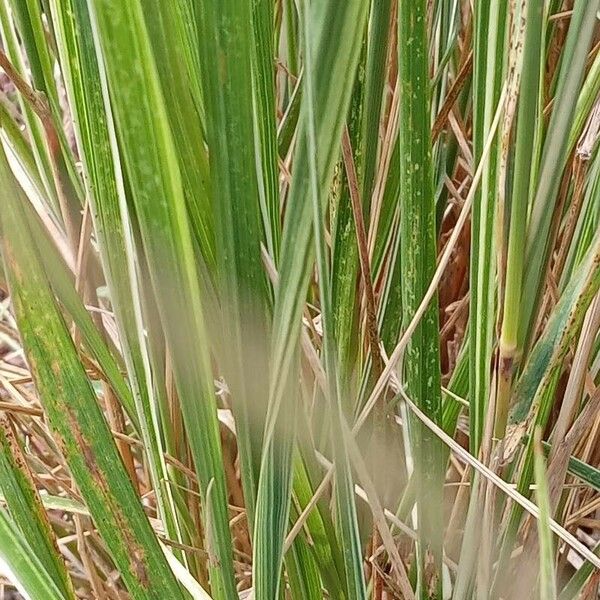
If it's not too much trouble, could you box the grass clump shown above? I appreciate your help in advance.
[0,1,600,598]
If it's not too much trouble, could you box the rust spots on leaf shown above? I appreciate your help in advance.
[0,417,28,471]
[62,408,150,589]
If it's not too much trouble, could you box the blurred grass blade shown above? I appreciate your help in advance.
[86,0,237,595]
[302,0,366,594]
[195,0,271,528]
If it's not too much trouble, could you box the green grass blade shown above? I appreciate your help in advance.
[557,541,600,600]
[291,450,346,599]
[468,0,507,452]
[50,0,185,552]
[0,113,134,420]
[534,429,558,600]
[3,1,600,597]
[194,0,271,529]
[0,506,67,600]
[9,0,83,203]
[0,146,184,599]
[493,227,600,593]
[252,0,281,261]
[141,0,215,269]
[331,83,363,388]
[497,0,544,437]
[375,146,403,357]
[398,0,444,594]
[563,149,600,282]
[12,195,137,423]
[302,0,366,593]
[286,535,323,600]
[0,102,48,203]
[9,0,62,122]
[0,0,59,214]
[361,0,392,210]
[0,418,75,598]
[568,50,600,156]
[331,53,380,411]
[561,452,600,493]
[520,0,600,349]
[508,232,600,430]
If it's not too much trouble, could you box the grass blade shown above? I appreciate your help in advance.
[534,429,558,600]
[301,0,366,593]
[0,417,74,598]
[468,0,507,451]
[194,0,271,529]
[142,0,215,269]
[251,0,281,261]
[0,144,184,599]
[50,0,185,551]
[0,506,67,600]
[496,0,543,437]
[86,0,237,595]
[398,0,444,594]
[520,0,600,349]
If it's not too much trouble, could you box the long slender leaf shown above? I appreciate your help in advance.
[0,417,74,598]
[0,144,184,599]
[0,506,67,600]
[195,0,271,530]
[398,0,444,595]
[534,429,558,600]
